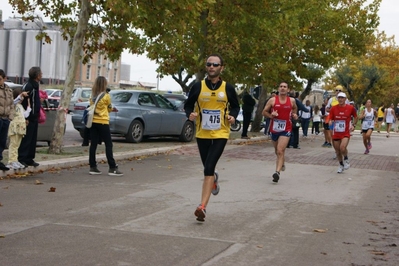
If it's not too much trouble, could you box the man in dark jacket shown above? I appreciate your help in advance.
[241,90,256,139]
[288,91,309,149]
[18,66,42,167]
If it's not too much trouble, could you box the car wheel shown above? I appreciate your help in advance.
[179,121,194,142]
[126,120,144,143]
[230,120,241,131]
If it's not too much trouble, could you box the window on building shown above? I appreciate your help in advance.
[86,65,91,80]
[113,69,118,82]
[97,66,101,77]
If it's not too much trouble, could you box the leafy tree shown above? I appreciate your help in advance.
[329,32,399,107]
[10,0,382,148]
[9,0,200,153]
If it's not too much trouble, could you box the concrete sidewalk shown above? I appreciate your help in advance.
[0,130,398,265]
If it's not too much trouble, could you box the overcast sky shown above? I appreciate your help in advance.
[1,1,398,91]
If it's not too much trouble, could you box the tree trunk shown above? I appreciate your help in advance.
[48,0,90,154]
[251,86,268,132]
[300,79,315,101]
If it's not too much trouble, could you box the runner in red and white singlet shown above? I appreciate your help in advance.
[328,92,358,174]
[263,82,298,183]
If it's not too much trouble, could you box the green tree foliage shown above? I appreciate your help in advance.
[10,0,382,145]
[330,32,399,107]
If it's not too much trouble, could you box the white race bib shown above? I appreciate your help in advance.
[201,109,221,130]
[334,120,345,132]
[272,119,286,132]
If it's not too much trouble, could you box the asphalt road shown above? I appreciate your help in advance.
[1,131,398,265]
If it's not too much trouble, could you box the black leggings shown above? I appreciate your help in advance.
[196,138,228,176]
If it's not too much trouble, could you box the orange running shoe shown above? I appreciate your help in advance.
[194,204,206,222]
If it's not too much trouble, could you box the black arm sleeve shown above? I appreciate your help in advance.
[226,83,240,118]
[184,82,201,118]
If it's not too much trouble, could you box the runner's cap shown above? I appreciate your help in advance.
[337,92,346,98]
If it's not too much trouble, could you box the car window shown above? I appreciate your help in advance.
[111,92,132,103]
[138,93,157,107]
[166,97,184,106]
[54,91,62,97]
[81,90,92,98]
[155,94,175,109]
[71,89,77,97]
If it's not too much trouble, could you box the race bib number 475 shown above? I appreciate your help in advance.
[202,109,221,130]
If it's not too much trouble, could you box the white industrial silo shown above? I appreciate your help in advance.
[57,35,70,82]
[0,30,9,70]
[21,19,42,30]
[40,30,60,83]
[7,29,26,83]
[23,30,41,78]
[4,18,22,30]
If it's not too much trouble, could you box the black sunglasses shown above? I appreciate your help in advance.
[335,89,342,92]
[206,62,221,67]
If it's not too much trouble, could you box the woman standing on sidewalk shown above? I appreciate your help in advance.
[88,76,123,176]
[359,99,376,154]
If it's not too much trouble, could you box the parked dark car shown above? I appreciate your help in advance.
[71,90,194,143]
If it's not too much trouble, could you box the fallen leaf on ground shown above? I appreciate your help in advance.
[35,180,43,185]
[48,187,56,192]
[313,229,327,233]
[369,250,385,255]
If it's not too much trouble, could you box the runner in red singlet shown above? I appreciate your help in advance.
[262,82,298,183]
[328,92,358,174]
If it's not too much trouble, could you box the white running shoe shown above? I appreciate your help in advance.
[343,159,350,170]
[337,165,344,174]
[11,162,21,169]
[16,162,27,169]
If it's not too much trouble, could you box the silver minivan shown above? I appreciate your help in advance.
[68,87,91,113]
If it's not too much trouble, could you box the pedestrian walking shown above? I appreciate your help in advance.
[241,90,256,139]
[376,104,385,133]
[287,91,308,149]
[328,92,358,173]
[300,100,312,137]
[262,82,298,183]
[88,76,123,176]
[321,101,332,147]
[312,104,322,135]
[184,54,240,222]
